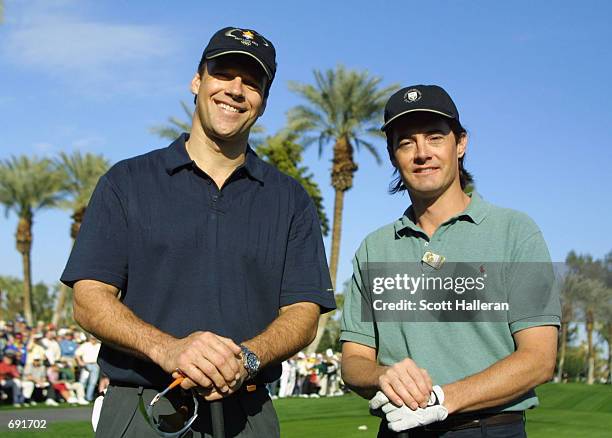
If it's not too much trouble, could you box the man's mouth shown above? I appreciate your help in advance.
[216,101,245,113]
[413,167,439,174]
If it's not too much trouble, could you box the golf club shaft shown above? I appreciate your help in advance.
[210,399,225,438]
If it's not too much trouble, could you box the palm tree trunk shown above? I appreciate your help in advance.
[608,323,612,384]
[557,320,568,382]
[52,209,84,326]
[52,240,75,326]
[586,310,595,385]
[307,188,345,353]
[306,135,356,354]
[16,216,34,325]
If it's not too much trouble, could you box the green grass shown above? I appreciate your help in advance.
[1,383,611,437]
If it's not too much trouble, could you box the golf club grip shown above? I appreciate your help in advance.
[210,400,225,438]
[396,432,410,438]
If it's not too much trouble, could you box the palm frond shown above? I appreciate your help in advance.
[287,65,399,165]
[0,156,65,218]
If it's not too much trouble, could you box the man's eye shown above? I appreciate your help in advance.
[428,135,444,143]
[213,72,231,80]
[244,81,261,91]
[399,140,415,148]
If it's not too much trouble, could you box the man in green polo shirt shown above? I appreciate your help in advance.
[340,85,560,437]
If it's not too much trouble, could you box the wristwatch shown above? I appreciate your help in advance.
[240,344,260,380]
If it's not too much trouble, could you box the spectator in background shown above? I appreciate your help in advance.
[47,362,89,405]
[22,355,58,406]
[58,329,78,368]
[278,358,297,398]
[41,330,62,365]
[0,353,26,407]
[75,335,100,401]
[26,334,46,365]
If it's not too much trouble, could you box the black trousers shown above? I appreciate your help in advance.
[95,384,280,438]
[377,418,527,438]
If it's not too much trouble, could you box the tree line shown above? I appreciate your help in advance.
[557,251,612,384]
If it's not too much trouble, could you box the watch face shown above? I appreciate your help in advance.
[241,345,260,377]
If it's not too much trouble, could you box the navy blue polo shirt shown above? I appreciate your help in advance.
[61,134,335,387]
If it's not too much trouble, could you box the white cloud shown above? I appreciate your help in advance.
[33,142,55,155]
[1,1,180,96]
[71,136,104,150]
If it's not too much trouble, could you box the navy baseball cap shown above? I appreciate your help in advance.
[381,85,459,131]
[201,27,277,81]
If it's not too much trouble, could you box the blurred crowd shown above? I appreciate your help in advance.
[267,349,346,399]
[0,318,106,408]
[0,317,347,409]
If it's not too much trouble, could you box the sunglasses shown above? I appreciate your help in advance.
[138,372,200,438]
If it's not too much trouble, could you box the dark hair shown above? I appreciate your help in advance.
[386,118,474,194]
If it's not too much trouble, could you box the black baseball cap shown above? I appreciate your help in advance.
[381,85,459,131]
[201,27,277,81]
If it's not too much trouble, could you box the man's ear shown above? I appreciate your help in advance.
[190,73,201,96]
[457,132,468,158]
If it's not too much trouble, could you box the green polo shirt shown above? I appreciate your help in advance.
[340,192,561,412]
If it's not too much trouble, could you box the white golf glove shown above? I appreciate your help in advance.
[369,385,448,432]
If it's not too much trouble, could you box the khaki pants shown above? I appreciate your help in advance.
[96,384,280,438]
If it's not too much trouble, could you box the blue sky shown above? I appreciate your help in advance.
[1,0,611,290]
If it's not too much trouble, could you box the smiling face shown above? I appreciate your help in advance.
[191,54,268,144]
[390,113,467,199]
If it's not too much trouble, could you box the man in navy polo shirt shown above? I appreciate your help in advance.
[61,27,335,437]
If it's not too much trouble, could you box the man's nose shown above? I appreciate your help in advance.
[414,137,431,162]
[226,76,245,99]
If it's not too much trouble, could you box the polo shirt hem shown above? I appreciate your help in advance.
[510,315,560,334]
[339,331,376,348]
[279,292,336,314]
[61,270,126,291]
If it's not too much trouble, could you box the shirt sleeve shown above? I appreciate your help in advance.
[60,173,128,290]
[279,190,335,312]
[340,242,377,348]
[507,227,562,334]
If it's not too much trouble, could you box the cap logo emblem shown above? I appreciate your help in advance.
[224,28,270,47]
[404,89,422,103]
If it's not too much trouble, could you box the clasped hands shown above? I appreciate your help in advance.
[158,331,248,401]
[369,358,448,432]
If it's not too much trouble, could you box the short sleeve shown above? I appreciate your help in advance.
[340,242,377,348]
[507,231,561,333]
[60,174,128,290]
[279,193,335,312]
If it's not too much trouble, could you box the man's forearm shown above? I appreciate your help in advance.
[243,302,320,368]
[73,280,174,365]
[443,347,555,414]
[341,354,387,399]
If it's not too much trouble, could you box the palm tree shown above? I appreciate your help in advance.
[597,251,612,384]
[287,65,398,351]
[52,151,110,326]
[150,101,193,140]
[0,156,63,325]
[566,251,608,384]
[557,273,582,382]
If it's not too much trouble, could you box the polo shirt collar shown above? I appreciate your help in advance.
[163,133,265,183]
[163,133,192,175]
[394,191,489,237]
